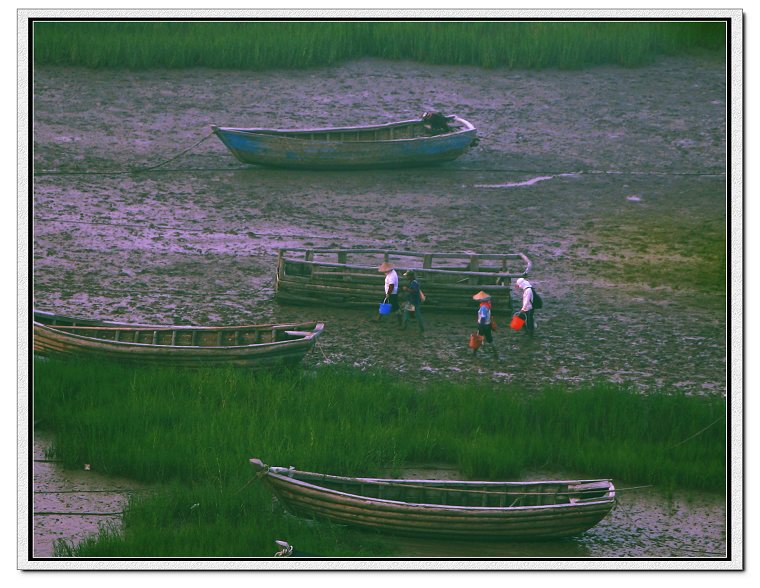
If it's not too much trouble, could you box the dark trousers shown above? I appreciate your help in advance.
[475,323,497,355]
[402,305,425,332]
[379,293,401,322]
[477,323,493,343]
[524,309,535,334]
[388,293,399,312]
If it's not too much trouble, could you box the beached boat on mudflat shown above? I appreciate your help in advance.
[211,113,477,169]
[33,310,324,368]
[250,459,616,540]
[275,248,532,313]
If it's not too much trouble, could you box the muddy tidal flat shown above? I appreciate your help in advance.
[32,56,727,393]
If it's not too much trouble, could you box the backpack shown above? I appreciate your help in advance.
[530,288,543,309]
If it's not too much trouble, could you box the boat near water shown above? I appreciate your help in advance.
[251,459,616,540]
[211,113,477,169]
[275,248,532,313]
[33,310,324,369]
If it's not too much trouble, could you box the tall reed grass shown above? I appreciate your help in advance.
[36,358,725,556]
[33,21,726,71]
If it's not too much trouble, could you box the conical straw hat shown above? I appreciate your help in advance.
[472,291,492,301]
[378,262,394,272]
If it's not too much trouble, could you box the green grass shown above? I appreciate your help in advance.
[35,359,725,556]
[575,211,726,297]
[33,21,726,71]
[53,482,388,558]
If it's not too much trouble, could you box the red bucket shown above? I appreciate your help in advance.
[510,315,525,330]
[469,333,484,350]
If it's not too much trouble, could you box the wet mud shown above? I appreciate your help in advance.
[32,433,148,557]
[31,56,727,558]
[32,56,727,394]
[392,489,726,559]
[33,439,726,559]
[375,465,727,558]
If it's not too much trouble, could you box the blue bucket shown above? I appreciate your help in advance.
[379,302,392,315]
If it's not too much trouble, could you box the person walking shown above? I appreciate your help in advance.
[377,261,401,323]
[473,291,498,357]
[514,277,535,335]
[400,270,425,333]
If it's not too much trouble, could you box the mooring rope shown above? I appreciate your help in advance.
[33,215,328,243]
[34,510,124,516]
[463,168,725,177]
[315,340,330,363]
[34,489,147,494]
[613,485,654,493]
[669,417,724,449]
[33,285,264,300]
[129,131,216,173]
[233,466,274,495]
[32,131,216,177]
[32,165,236,177]
[29,128,725,180]
[32,164,726,178]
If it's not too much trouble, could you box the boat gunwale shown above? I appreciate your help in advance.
[259,464,616,513]
[212,116,475,144]
[33,309,140,328]
[278,248,532,279]
[279,248,524,259]
[34,327,323,351]
[34,314,325,351]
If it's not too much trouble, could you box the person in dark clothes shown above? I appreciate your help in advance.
[400,270,425,333]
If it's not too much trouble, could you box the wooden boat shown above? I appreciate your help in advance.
[275,248,532,313]
[211,113,477,169]
[251,459,616,541]
[33,310,324,368]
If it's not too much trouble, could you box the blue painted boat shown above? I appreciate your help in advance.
[211,113,477,169]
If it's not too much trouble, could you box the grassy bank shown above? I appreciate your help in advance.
[33,21,726,71]
[35,359,725,556]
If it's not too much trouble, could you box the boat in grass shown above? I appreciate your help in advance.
[211,113,477,169]
[33,310,324,368]
[275,248,532,313]
[250,459,616,540]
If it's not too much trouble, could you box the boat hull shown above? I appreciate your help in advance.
[212,117,477,170]
[275,248,532,313]
[33,311,324,369]
[251,460,615,541]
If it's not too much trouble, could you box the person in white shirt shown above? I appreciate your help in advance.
[377,262,401,323]
[514,277,535,335]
